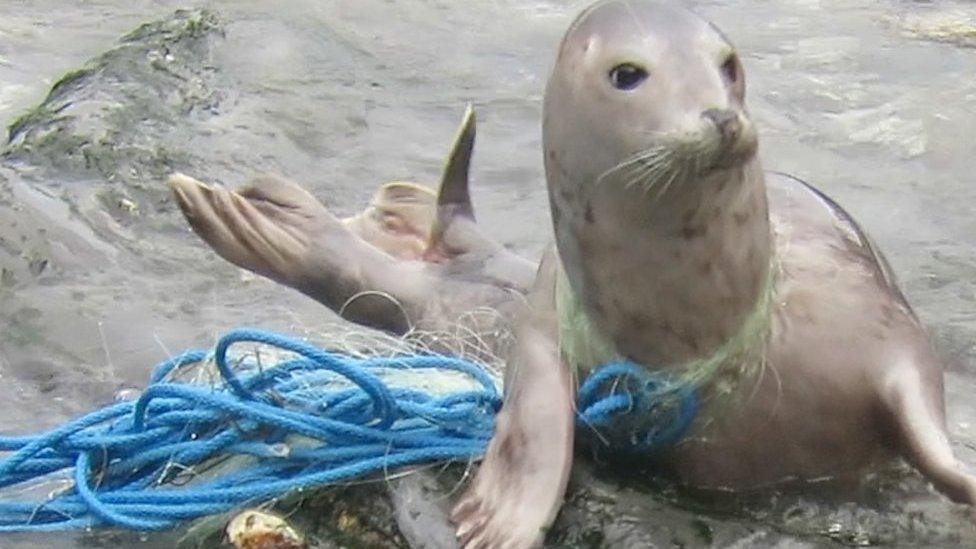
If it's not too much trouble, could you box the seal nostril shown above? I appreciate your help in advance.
[721,55,739,84]
[702,108,739,139]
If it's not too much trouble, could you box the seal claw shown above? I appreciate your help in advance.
[454,502,488,544]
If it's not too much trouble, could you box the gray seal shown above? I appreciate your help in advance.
[451,1,976,547]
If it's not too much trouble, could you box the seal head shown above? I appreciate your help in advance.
[545,1,769,367]
[545,1,756,191]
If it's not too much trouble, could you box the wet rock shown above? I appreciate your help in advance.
[2,8,224,235]
[178,482,409,549]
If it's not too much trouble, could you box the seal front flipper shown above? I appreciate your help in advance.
[451,248,575,549]
[880,356,976,508]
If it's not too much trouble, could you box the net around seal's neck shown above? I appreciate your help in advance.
[556,252,778,397]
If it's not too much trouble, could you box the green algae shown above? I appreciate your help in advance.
[892,10,976,49]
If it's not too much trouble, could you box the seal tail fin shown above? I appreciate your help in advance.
[342,181,438,260]
[169,173,314,284]
[425,104,485,263]
[436,103,476,219]
[881,359,976,507]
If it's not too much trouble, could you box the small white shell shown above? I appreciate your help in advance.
[225,509,307,549]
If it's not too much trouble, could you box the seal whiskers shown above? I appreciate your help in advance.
[611,131,723,203]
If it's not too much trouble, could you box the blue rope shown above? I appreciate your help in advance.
[0,328,697,532]
[576,361,699,455]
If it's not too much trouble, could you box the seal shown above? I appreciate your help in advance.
[169,3,976,548]
[450,1,976,547]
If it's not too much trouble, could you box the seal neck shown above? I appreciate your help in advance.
[554,158,773,368]
[556,247,776,381]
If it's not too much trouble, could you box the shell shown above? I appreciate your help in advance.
[225,509,307,549]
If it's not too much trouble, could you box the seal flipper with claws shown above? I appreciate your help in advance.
[450,247,574,549]
[777,175,976,508]
[169,105,535,334]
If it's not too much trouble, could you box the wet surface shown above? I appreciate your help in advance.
[0,0,974,546]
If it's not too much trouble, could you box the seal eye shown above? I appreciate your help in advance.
[608,63,648,91]
[721,54,738,83]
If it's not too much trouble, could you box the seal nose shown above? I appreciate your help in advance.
[702,108,741,142]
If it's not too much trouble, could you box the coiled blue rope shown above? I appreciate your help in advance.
[577,361,699,455]
[0,328,697,532]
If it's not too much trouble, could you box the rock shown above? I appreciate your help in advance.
[2,8,224,238]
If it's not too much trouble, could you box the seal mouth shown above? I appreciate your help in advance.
[706,132,759,171]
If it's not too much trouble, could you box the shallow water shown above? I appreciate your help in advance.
[0,0,974,547]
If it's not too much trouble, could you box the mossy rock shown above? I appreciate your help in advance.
[2,9,222,223]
